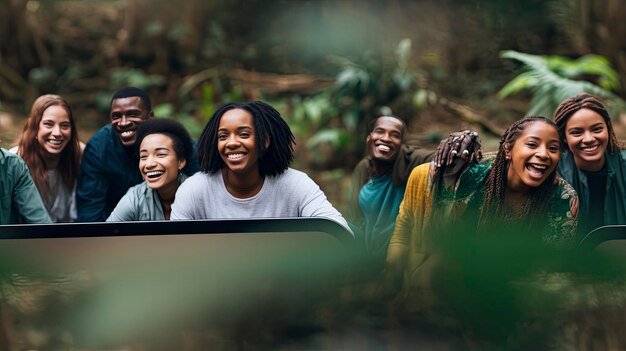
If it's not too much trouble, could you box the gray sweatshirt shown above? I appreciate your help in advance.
[170,168,350,232]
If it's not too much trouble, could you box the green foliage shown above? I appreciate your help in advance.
[28,67,56,85]
[144,21,165,37]
[153,103,174,118]
[422,131,445,144]
[498,50,626,117]
[305,129,351,151]
[412,89,438,110]
[201,84,215,122]
[289,39,420,167]
[152,103,205,137]
[109,68,166,90]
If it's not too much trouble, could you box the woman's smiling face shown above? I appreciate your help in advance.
[506,121,561,194]
[139,133,186,192]
[564,108,609,172]
[217,109,259,175]
[37,105,72,157]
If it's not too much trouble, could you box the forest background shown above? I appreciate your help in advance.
[2,0,626,213]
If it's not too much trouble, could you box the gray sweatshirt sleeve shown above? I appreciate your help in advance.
[295,173,353,235]
[170,175,197,220]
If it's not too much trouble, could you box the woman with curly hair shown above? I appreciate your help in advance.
[11,94,83,222]
[107,118,194,221]
[170,101,349,231]
[553,93,626,238]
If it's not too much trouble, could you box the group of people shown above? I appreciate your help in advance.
[1,87,348,230]
[350,93,626,285]
[2,89,625,288]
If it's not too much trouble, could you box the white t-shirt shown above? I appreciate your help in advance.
[171,168,350,231]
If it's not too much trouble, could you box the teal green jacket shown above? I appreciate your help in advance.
[557,150,626,238]
[106,173,188,222]
[0,148,52,224]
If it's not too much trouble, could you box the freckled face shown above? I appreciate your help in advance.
[506,121,561,194]
[217,109,259,175]
[37,105,72,156]
[564,108,609,172]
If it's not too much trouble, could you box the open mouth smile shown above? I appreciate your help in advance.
[121,131,135,138]
[579,144,600,153]
[145,170,164,180]
[525,163,548,179]
[376,144,391,152]
[226,153,245,160]
[47,139,64,146]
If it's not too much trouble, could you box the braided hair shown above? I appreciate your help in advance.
[553,93,620,153]
[478,116,559,230]
[197,101,295,176]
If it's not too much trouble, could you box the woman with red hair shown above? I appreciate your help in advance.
[11,94,84,222]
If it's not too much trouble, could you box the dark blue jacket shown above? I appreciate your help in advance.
[77,125,199,222]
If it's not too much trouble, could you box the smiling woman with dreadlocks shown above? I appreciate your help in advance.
[170,101,350,231]
[385,116,579,283]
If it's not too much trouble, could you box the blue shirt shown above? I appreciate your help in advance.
[358,173,406,259]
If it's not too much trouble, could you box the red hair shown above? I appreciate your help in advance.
[14,94,81,201]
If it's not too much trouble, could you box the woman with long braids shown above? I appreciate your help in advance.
[170,101,350,231]
[553,93,626,239]
[11,94,83,222]
[386,116,578,282]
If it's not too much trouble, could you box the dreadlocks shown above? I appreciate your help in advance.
[478,116,559,230]
[197,101,295,176]
[553,93,621,153]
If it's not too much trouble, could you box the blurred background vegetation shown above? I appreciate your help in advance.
[2,1,626,348]
[2,0,626,211]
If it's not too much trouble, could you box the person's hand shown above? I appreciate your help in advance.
[434,130,482,188]
[433,129,482,168]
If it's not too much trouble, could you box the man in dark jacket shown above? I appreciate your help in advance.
[77,87,199,222]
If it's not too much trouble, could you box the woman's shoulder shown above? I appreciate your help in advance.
[553,174,578,199]
[549,174,579,218]
[178,171,214,190]
[609,149,626,165]
[0,147,25,166]
[272,168,310,183]
[460,156,494,184]
[411,162,431,175]
[125,181,152,199]
[266,168,321,195]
